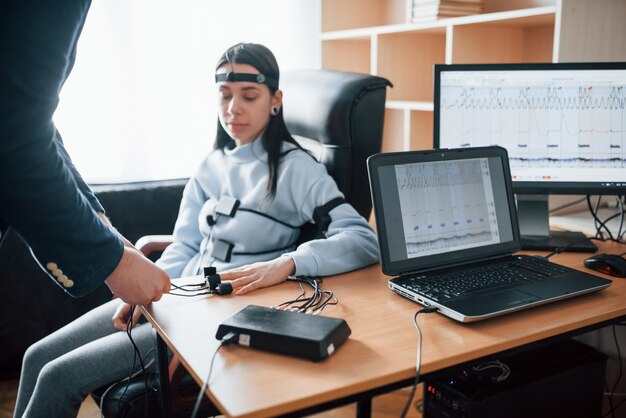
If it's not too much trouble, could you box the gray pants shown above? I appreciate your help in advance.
[14,299,157,418]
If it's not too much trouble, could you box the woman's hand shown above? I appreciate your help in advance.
[218,256,296,295]
[112,301,143,331]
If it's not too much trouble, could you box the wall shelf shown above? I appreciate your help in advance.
[321,6,556,40]
[321,0,626,153]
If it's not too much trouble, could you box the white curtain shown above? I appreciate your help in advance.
[55,0,321,183]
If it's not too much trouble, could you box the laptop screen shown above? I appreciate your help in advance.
[368,146,521,276]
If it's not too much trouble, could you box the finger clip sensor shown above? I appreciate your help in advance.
[203,267,233,295]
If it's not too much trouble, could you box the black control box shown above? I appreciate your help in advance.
[424,339,607,418]
[215,305,351,361]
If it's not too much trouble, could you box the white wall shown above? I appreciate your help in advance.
[54,0,321,183]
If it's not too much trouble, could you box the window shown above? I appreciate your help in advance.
[55,0,320,183]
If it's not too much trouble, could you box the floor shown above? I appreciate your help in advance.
[0,377,423,418]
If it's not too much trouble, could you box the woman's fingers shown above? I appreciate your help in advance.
[229,274,257,289]
[235,280,263,295]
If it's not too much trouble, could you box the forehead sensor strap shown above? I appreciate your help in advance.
[215,72,278,90]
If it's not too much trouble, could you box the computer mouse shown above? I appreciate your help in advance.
[584,253,626,278]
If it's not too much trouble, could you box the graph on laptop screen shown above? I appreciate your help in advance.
[396,158,500,258]
[434,63,626,251]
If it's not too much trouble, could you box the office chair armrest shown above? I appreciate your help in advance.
[135,235,174,258]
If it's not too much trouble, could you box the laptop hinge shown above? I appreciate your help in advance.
[399,269,428,277]
[398,253,514,277]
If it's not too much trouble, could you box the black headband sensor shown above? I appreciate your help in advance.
[215,72,278,90]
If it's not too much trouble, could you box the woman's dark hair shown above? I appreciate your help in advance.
[214,42,305,199]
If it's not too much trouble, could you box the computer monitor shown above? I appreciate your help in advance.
[434,62,626,252]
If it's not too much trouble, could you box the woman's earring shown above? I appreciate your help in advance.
[271,106,279,116]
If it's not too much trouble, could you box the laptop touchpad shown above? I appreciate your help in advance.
[486,288,539,308]
[448,289,540,317]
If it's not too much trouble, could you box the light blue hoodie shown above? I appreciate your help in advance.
[157,138,380,278]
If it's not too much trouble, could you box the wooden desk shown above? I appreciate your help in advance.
[142,241,626,418]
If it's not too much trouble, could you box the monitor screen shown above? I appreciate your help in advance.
[434,63,626,196]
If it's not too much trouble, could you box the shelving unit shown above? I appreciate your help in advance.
[320,0,626,152]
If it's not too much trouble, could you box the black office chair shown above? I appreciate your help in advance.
[282,69,391,220]
[92,69,391,418]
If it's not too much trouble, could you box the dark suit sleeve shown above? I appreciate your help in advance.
[54,131,105,214]
[0,0,123,297]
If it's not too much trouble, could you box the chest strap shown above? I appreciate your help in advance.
[206,197,299,229]
[208,196,347,262]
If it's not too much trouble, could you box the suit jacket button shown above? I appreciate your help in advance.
[46,262,58,271]
[58,274,69,283]
[52,269,63,277]
[64,280,74,288]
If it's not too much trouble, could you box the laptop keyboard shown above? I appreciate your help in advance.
[404,257,569,302]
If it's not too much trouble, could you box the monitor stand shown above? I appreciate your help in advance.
[516,195,597,253]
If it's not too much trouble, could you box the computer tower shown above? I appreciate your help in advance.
[423,339,607,418]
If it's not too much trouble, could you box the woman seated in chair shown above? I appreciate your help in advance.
[14,42,379,418]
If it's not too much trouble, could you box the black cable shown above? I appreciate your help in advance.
[616,197,624,241]
[190,332,238,418]
[278,277,319,312]
[543,236,608,259]
[168,278,217,297]
[299,278,320,312]
[314,290,338,314]
[195,217,219,275]
[602,214,626,241]
[273,295,309,308]
[400,305,438,418]
[587,196,615,241]
[608,325,624,418]
[595,196,610,240]
[617,196,626,242]
[541,197,626,257]
[117,338,138,413]
[603,398,626,418]
[594,195,604,238]
[298,279,336,314]
[169,291,214,297]
[587,195,602,237]
[604,397,626,418]
[272,277,338,315]
[312,284,337,314]
[284,277,307,303]
[117,305,149,415]
[170,282,209,291]
[275,299,308,310]
[290,278,315,312]
[595,207,626,243]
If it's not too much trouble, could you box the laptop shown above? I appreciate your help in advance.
[367,146,612,322]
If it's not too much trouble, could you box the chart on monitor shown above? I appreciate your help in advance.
[434,63,626,252]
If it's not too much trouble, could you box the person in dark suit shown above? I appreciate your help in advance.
[0,0,170,305]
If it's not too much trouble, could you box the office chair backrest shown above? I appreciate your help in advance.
[280,69,391,220]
